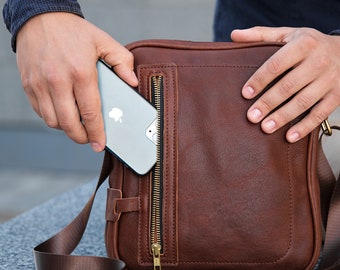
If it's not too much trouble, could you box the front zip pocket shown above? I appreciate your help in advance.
[150,75,164,270]
[137,65,178,268]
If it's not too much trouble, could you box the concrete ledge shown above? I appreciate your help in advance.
[0,179,107,270]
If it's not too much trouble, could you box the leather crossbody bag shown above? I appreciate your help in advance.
[34,40,340,270]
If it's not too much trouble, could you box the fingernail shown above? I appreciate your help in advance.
[91,142,103,152]
[288,132,300,143]
[243,86,255,98]
[263,119,276,132]
[248,108,262,122]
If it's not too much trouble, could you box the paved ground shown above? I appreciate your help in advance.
[0,0,215,222]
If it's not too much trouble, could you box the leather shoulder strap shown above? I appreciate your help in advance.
[320,174,340,270]
[318,126,340,270]
[33,151,125,270]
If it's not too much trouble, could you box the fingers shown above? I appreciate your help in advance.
[242,39,303,100]
[231,26,292,43]
[73,65,105,151]
[232,27,340,142]
[21,62,90,143]
[285,91,339,142]
[15,12,138,152]
[49,79,88,144]
[253,72,333,142]
[245,43,318,125]
[19,65,60,128]
[95,31,138,87]
[23,62,104,150]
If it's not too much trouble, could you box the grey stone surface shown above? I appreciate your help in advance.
[0,179,107,270]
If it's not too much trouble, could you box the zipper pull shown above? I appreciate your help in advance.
[151,243,162,270]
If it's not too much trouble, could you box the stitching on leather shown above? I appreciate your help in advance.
[140,64,259,70]
[172,67,179,262]
[177,128,296,266]
[164,70,170,257]
[163,66,179,260]
[287,136,294,258]
[136,64,298,266]
[137,68,152,265]
[136,68,143,265]
[169,66,178,261]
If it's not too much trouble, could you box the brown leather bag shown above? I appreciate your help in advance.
[34,40,340,270]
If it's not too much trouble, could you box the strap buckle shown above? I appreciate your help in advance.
[321,119,332,136]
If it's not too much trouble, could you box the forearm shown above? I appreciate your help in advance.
[2,0,83,52]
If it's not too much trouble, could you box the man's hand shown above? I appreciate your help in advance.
[231,27,340,142]
[16,12,138,152]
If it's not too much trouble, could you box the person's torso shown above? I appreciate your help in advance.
[214,0,340,41]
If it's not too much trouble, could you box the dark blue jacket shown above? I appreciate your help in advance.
[3,0,340,52]
[214,0,340,41]
[2,0,83,51]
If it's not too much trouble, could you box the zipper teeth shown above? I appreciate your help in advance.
[151,76,163,251]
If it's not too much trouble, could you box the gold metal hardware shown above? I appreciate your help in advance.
[321,119,332,136]
[150,76,163,270]
[151,243,162,270]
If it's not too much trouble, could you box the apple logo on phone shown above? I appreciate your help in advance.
[109,107,123,123]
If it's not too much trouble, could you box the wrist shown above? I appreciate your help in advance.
[3,0,84,52]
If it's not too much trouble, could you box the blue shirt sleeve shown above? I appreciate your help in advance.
[330,30,340,36]
[3,0,84,52]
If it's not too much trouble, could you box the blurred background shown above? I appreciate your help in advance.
[0,0,215,222]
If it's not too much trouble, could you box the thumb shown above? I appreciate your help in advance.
[96,32,138,87]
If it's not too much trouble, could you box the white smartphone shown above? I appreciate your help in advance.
[97,60,157,175]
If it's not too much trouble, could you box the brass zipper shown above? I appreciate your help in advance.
[150,75,164,270]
